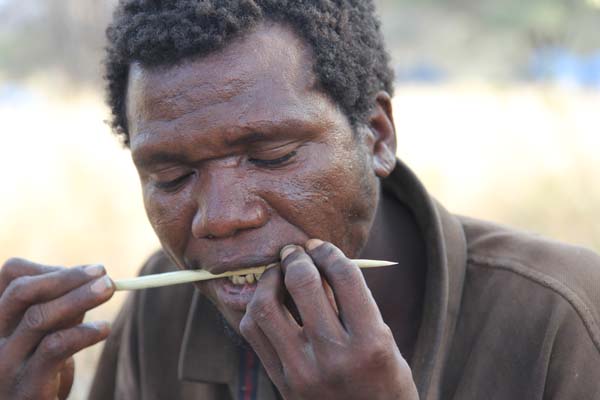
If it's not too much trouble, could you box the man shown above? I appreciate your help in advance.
[0,1,599,399]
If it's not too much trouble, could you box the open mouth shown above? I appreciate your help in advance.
[226,270,264,285]
[211,264,274,312]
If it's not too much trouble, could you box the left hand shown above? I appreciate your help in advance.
[239,239,419,400]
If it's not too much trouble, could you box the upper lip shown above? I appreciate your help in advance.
[185,254,279,275]
[182,225,308,275]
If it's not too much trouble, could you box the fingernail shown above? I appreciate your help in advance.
[306,239,324,251]
[280,245,297,260]
[87,320,110,331]
[90,276,113,294]
[84,264,105,277]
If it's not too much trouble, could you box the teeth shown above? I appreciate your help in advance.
[227,271,263,285]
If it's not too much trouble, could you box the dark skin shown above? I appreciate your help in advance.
[0,260,114,399]
[0,22,424,399]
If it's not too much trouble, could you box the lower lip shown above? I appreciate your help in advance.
[215,278,258,311]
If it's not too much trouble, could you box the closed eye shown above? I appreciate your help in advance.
[248,151,297,167]
[154,172,194,191]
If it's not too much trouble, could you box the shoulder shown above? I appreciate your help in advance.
[91,250,197,398]
[138,249,176,275]
[458,216,600,352]
[109,249,195,337]
[130,249,196,322]
[460,216,600,279]
[121,249,195,324]
[107,249,195,352]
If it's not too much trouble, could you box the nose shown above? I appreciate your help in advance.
[191,168,269,239]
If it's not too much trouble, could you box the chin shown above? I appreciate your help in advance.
[194,279,247,333]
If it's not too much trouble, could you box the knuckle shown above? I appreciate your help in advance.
[40,331,68,358]
[2,257,26,271]
[311,241,338,261]
[284,262,320,292]
[248,294,278,322]
[372,323,395,345]
[1,258,27,280]
[360,338,395,369]
[328,258,358,282]
[238,315,256,338]
[5,276,34,305]
[23,305,48,331]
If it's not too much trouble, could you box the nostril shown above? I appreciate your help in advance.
[192,197,269,240]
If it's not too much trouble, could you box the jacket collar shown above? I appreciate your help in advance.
[383,159,467,399]
[178,291,280,399]
[178,159,467,400]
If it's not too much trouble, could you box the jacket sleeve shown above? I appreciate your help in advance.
[87,251,169,400]
[543,304,600,399]
[87,250,195,400]
[88,291,143,400]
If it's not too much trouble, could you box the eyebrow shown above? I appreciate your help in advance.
[133,131,277,169]
[222,116,319,146]
[133,151,193,169]
[223,131,269,147]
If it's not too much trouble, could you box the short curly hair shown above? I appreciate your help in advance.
[105,0,394,146]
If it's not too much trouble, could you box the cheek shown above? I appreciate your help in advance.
[260,145,377,256]
[143,187,195,258]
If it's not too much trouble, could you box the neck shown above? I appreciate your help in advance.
[359,187,427,364]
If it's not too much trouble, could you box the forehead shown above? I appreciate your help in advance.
[125,22,332,152]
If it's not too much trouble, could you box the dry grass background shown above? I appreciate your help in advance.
[0,83,598,398]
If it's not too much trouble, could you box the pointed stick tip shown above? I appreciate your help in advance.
[355,259,398,268]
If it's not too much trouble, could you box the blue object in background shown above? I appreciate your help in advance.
[395,62,447,84]
[528,47,600,89]
[0,83,35,106]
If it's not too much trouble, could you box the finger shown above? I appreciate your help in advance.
[22,322,109,397]
[61,313,86,331]
[321,279,339,315]
[239,314,286,387]
[279,245,346,342]
[0,258,61,293]
[245,267,304,367]
[305,240,383,334]
[0,264,106,335]
[58,357,75,400]
[3,275,114,365]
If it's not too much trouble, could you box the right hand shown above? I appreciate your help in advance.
[0,257,115,400]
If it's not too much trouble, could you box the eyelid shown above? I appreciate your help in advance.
[152,170,195,191]
[249,150,297,166]
[249,139,301,156]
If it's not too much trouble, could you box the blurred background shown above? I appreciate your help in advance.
[0,0,598,398]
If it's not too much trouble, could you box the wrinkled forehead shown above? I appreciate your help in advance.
[125,22,320,135]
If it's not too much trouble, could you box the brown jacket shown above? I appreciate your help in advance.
[89,161,600,399]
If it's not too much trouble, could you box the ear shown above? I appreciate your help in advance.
[364,91,397,178]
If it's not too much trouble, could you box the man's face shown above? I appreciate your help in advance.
[126,23,380,331]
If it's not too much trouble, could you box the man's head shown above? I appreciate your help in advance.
[105,0,394,145]
[106,0,398,332]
